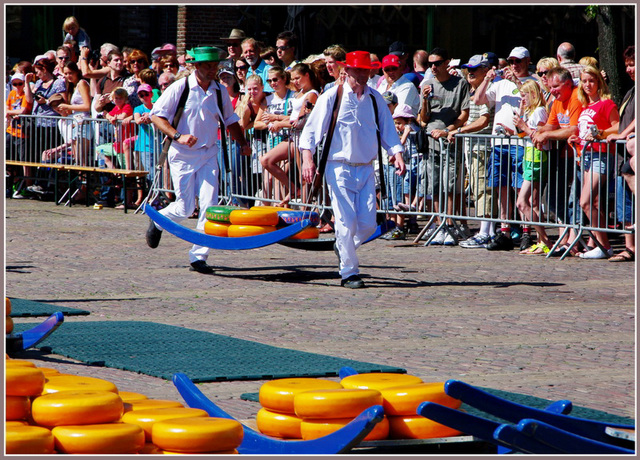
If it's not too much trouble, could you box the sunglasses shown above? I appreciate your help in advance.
[267,77,280,83]
[509,58,523,65]
[138,91,150,97]
[236,65,248,71]
[429,59,446,67]
[383,66,399,72]
[12,81,24,86]
[57,56,69,61]
[131,59,146,64]
[276,45,291,51]
[537,70,549,77]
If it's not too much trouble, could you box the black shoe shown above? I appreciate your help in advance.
[486,232,514,251]
[519,233,533,251]
[190,260,214,274]
[146,219,163,248]
[341,275,365,289]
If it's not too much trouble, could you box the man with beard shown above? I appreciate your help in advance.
[146,46,251,274]
[241,38,273,92]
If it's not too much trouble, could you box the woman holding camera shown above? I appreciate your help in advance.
[258,63,319,206]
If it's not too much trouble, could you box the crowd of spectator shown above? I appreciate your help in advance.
[5,15,636,261]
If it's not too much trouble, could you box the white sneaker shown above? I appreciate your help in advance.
[460,233,491,249]
[429,229,447,245]
[443,229,457,246]
[579,247,614,259]
[27,185,44,193]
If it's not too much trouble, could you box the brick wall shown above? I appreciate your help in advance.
[177,6,242,54]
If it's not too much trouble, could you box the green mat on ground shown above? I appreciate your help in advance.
[9,298,90,317]
[13,321,405,382]
[240,388,634,426]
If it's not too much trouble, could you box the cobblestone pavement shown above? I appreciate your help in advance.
[5,199,636,425]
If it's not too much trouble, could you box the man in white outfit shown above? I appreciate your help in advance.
[147,46,251,274]
[299,51,406,288]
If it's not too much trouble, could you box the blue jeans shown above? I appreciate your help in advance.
[616,176,634,227]
[488,144,524,189]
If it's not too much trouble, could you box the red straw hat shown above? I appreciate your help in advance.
[339,51,381,70]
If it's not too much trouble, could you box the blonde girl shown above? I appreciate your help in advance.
[514,80,551,254]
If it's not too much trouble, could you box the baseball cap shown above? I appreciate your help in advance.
[482,52,499,67]
[137,83,153,94]
[33,55,47,65]
[382,54,401,69]
[389,41,407,57]
[392,103,414,119]
[159,43,177,53]
[11,72,25,82]
[461,55,486,69]
[509,46,530,60]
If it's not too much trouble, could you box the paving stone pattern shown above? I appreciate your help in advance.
[5,200,636,422]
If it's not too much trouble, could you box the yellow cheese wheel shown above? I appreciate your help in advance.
[6,420,29,427]
[6,425,55,454]
[118,390,148,403]
[259,378,343,414]
[139,442,163,454]
[229,208,280,226]
[121,407,209,441]
[300,415,389,441]
[6,395,31,421]
[341,373,423,391]
[31,390,124,427]
[52,423,145,454]
[6,315,14,334]
[125,399,184,411]
[6,297,11,315]
[5,359,36,368]
[151,417,243,453]
[204,220,231,237]
[43,375,118,394]
[294,388,383,419]
[37,367,61,377]
[6,367,46,396]
[227,224,276,237]
[388,415,463,439]
[256,407,303,439]
[288,225,320,240]
[380,382,462,416]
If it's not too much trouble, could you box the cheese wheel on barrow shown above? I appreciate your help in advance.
[204,220,231,237]
[300,415,389,441]
[31,390,124,427]
[256,407,303,439]
[227,224,276,237]
[341,372,423,391]
[287,225,320,240]
[388,414,462,439]
[259,378,343,414]
[380,382,462,416]
[229,208,279,226]
[205,205,243,223]
[6,425,55,454]
[52,422,145,454]
[6,395,31,420]
[125,398,184,412]
[5,359,36,368]
[275,210,321,227]
[294,388,383,419]
[121,407,209,441]
[43,375,118,394]
[151,417,243,453]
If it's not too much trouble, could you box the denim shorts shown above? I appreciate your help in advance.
[582,151,609,176]
[488,144,524,189]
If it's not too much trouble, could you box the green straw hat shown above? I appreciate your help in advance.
[186,46,224,63]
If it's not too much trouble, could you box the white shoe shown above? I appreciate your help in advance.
[460,233,491,249]
[579,247,614,259]
[27,185,44,193]
[429,229,447,245]
[443,229,457,246]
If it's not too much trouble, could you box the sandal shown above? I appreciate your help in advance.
[608,248,635,262]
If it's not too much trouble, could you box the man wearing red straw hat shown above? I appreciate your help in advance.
[300,51,406,289]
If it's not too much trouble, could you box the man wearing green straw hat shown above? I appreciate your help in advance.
[148,46,251,274]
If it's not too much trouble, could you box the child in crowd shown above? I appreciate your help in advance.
[132,83,159,207]
[104,87,134,170]
[62,16,91,54]
[514,80,552,254]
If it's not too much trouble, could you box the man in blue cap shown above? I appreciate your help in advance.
[147,46,251,274]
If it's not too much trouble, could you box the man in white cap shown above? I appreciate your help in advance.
[299,51,406,288]
[473,46,535,251]
[147,46,252,274]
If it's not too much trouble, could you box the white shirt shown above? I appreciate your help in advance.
[151,73,239,151]
[376,74,420,116]
[299,81,403,164]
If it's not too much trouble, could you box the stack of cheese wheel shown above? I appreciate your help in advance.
[204,205,245,237]
[227,208,280,237]
[151,417,243,454]
[294,388,389,441]
[250,206,321,240]
[6,297,13,334]
[5,364,53,454]
[341,373,463,439]
[256,378,343,439]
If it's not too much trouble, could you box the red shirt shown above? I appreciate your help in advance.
[109,103,134,153]
[577,98,618,152]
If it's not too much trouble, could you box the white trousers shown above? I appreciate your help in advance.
[325,161,377,279]
[157,145,219,263]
